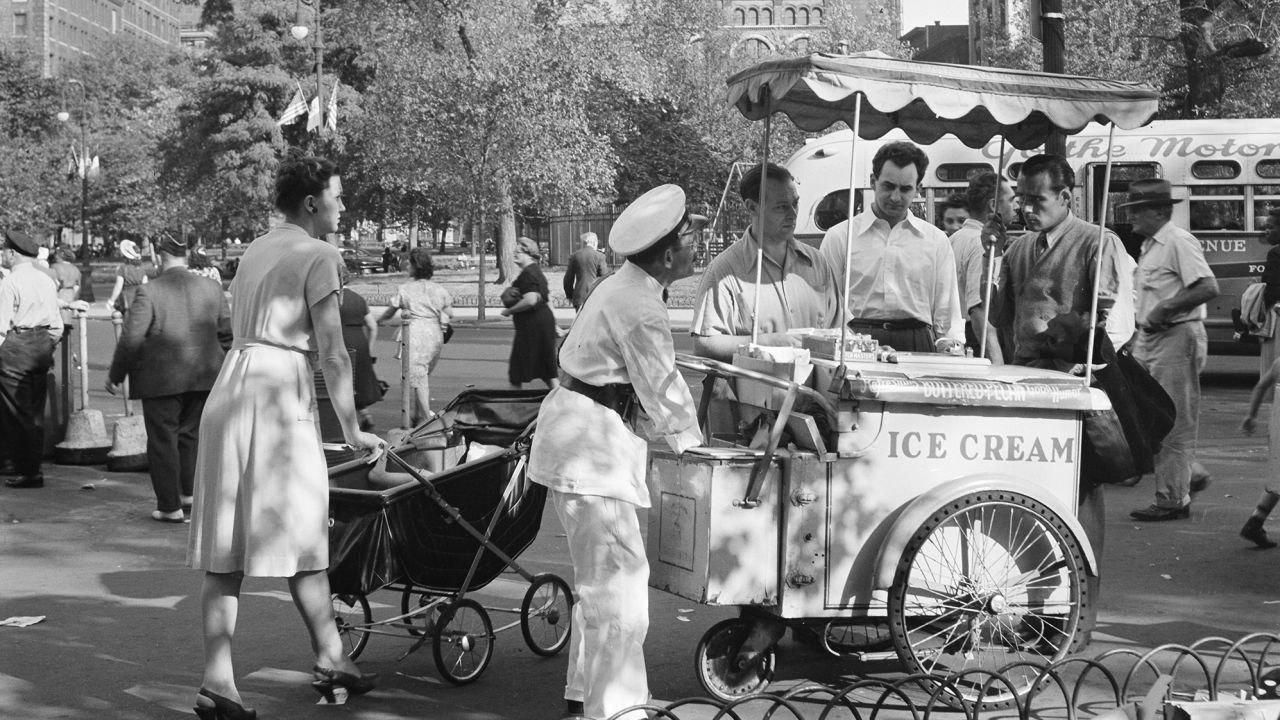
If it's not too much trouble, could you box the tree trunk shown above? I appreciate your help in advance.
[1178,0,1224,116]
[409,206,419,250]
[474,212,487,322]
[496,178,517,284]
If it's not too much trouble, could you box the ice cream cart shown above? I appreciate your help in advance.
[646,53,1161,707]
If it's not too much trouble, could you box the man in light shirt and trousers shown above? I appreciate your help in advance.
[1119,179,1219,522]
[528,184,704,720]
[819,141,964,353]
[691,162,838,361]
[949,171,1014,362]
[0,230,63,488]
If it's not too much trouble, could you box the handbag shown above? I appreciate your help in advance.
[442,322,454,344]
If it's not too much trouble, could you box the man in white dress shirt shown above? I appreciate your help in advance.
[528,184,705,720]
[819,140,964,353]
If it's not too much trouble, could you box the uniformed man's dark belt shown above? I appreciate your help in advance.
[559,372,637,418]
[847,318,928,331]
[9,326,51,334]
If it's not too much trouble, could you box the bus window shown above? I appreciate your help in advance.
[1189,185,1246,231]
[1257,160,1280,179]
[935,163,993,183]
[1254,184,1280,229]
[814,190,853,232]
[1088,162,1161,259]
[1191,160,1241,180]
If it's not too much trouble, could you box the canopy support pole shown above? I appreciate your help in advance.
[979,137,1009,361]
[749,89,772,347]
[1085,124,1118,386]
[837,93,863,368]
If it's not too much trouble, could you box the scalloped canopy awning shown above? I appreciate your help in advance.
[726,53,1160,149]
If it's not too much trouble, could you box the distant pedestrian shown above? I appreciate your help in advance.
[34,246,58,285]
[1241,355,1280,548]
[105,235,231,523]
[563,231,609,312]
[50,247,82,333]
[381,245,398,273]
[336,265,382,431]
[188,247,223,286]
[502,236,559,389]
[940,191,970,237]
[379,247,452,424]
[1120,178,1219,522]
[106,239,148,315]
[0,230,62,489]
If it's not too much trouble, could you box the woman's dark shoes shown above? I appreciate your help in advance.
[4,474,43,488]
[312,665,378,702]
[194,688,257,720]
[1242,518,1278,549]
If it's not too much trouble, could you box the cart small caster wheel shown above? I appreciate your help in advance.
[433,598,494,684]
[694,618,775,702]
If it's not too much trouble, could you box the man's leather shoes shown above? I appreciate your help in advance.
[1130,504,1190,521]
[4,474,43,488]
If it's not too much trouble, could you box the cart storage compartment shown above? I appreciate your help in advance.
[647,447,782,605]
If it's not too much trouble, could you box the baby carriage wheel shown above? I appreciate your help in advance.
[401,589,442,637]
[694,618,775,702]
[433,598,494,684]
[331,593,372,660]
[521,573,573,656]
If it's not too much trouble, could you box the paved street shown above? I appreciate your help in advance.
[2,322,1279,719]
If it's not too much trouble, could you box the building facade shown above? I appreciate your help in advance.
[1,0,181,76]
[721,0,898,57]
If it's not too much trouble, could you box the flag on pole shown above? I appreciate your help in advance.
[277,80,308,126]
[325,78,339,132]
[306,95,321,132]
[66,145,78,180]
[88,155,100,180]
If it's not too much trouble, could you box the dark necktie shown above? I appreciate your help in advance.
[1033,232,1049,261]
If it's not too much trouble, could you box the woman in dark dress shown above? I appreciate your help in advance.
[338,266,381,429]
[501,236,560,389]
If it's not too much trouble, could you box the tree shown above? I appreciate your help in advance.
[0,42,69,236]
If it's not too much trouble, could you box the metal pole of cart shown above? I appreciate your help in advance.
[1084,124,1119,386]
[979,137,1008,361]
[837,94,863,368]
[749,89,771,346]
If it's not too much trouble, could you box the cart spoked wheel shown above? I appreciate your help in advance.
[520,573,573,656]
[401,589,442,638]
[694,618,776,702]
[888,490,1092,709]
[331,593,372,660]
[432,598,494,685]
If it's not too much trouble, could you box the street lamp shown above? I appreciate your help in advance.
[291,0,324,133]
[57,78,89,261]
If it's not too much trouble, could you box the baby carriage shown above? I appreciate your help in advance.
[325,388,573,684]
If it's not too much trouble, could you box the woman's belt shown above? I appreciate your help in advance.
[559,371,637,419]
[233,338,317,359]
[847,317,928,331]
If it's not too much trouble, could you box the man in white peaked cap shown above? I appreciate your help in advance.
[528,184,705,720]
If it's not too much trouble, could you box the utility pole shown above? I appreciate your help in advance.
[1042,0,1066,156]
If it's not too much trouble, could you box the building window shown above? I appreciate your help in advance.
[784,7,795,24]
[749,8,759,25]
[734,7,745,25]
[761,7,772,24]
[799,7,810,24]
[13,12,27,36]
[811,7,822,23]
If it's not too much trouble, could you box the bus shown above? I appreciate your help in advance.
[783,119,1280,354]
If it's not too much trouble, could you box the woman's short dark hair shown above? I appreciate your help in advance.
[409,247,435,279]
[274,155,339,214]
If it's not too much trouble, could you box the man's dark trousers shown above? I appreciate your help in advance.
[142,391,208,513]
[0,330,56,475]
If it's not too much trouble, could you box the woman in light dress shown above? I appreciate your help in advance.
[186,155,384,720]
[379,247,452,424]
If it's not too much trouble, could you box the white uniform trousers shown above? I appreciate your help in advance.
[552,490,650,720]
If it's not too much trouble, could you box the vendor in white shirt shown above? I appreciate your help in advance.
[819,140,965,353]
[527,184,704,720]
